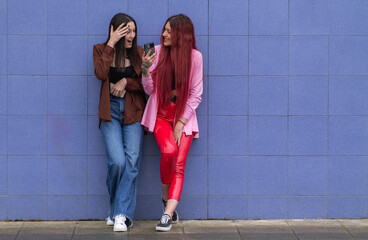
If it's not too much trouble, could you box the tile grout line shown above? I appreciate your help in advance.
[206,0,210,220]
[287,0,290,218]
[46,0,49,220]
[327,0,330,217]
[86,0,89,219]
[247,0,250,219]
[6,0,8,221]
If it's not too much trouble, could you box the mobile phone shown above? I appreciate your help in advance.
[144,42,155,56]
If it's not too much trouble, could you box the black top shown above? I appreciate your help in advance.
[109,65,135,84]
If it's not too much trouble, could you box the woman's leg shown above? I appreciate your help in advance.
[119,121,144,225]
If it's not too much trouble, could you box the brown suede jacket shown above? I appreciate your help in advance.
[93,43,146,127]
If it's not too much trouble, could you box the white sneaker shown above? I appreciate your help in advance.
[106,216,114,226]
[113,214,127,232]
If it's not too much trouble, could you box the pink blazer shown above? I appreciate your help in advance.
[141,45,203,138]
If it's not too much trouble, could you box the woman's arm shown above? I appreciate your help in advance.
[182,51,203,121]
[141,48,158,95]
[93,44,115,81]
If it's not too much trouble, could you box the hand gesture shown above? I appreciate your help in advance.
[107,23,130,47]
[111,78,127,97]
[142,48,157,69]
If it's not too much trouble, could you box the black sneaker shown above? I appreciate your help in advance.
[156,214,172,232]
[162,198,179,223]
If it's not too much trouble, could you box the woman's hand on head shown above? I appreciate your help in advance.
[111,78,127,97]
[142,49,157,69]
[107,23,130,48]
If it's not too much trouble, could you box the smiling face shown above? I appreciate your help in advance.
[162,21,171,47]
[124,21,136,49]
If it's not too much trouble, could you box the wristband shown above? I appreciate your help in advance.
[178,119,186,125]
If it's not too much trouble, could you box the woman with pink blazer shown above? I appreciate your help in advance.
[141,14,203,232]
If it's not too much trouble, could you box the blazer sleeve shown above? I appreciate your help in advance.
[125,77,144,93]
[182,51,203,120]
[93,44,115,82]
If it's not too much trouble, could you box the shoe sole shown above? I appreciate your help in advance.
[156,225,172,232]
[113,227,127,232]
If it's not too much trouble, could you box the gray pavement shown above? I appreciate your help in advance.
[0,219,368,240]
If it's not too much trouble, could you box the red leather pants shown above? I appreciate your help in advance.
[153,101,193,201]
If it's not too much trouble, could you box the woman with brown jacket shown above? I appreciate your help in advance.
[93,13,146,232]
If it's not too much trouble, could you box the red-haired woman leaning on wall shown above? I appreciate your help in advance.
[141,14,203,232]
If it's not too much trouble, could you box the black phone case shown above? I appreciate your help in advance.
[144,42,155,56]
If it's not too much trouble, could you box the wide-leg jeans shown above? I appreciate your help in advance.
[100,95,143,226]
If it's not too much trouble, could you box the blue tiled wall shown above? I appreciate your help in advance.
[1,0,368,220]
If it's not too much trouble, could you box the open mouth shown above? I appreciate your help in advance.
[127,40,132,44]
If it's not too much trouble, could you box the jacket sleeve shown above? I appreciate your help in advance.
[93,44,115,82]
[182,52,203,120]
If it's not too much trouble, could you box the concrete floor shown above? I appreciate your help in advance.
[1,219,368,240]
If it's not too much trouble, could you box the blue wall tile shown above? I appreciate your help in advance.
[188,116,207,156]
[8,0,47,34]
[208,196,247,219]
[329,0,368,35]
[330,76,368,115]
[176,196,207,219]
[87,0,127,35]
[88,156,108,196]
[249,117,287,155]
[328,197,367,219]
[48,76,87,115]
[87,116,105,156]
[48,196,87,220]
[8,156,47,195]
[248,156,287,195]
[328,156,368,196]
[288,197,327,219]
[289,76,328,115]
[8,36,47,75]
[129,0,168,36]
[0,156,6,194]
[142,134,160,156]
[8,116,47,155]
[209,156,247,195]
[209,116,247,155]
[87,76,101,116]
[0,197,6,219]
[289,117,328,155]
[48,156,87,195]
[48,116,87,155]
[209,0,248,35]
[169,0,208,35]
[0,117,6,155]
[209,36,248,76]
[249,36,288,75]
[182,156,207,196]
[0,36,6,74]
[137,156,161,196]
[289,0,329,35]
[48,36,87,75]
[209,76,247,115]
[8,76,47,115]
[289,36,328,75]
[0,76,6,115]
[0,0,6,34]
[8,196,47,220]
[135,196,162,219]
[329,117,368,155]
[88,36,106,76]
[249,76,288,115]
[87,196,109,219]
[249,0,288,35]
[288,157,328,195]
[48,0,87,35]
[248,197,287,219]
[330,37,368,75]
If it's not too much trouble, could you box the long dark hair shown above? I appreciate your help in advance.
[152,14,197,123]
[104,13,141,72]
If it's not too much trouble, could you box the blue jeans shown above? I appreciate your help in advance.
[100,95,143,226]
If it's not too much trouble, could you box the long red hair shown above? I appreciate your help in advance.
[152,14,197,123]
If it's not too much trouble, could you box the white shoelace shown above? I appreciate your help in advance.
[161,214,171,224]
